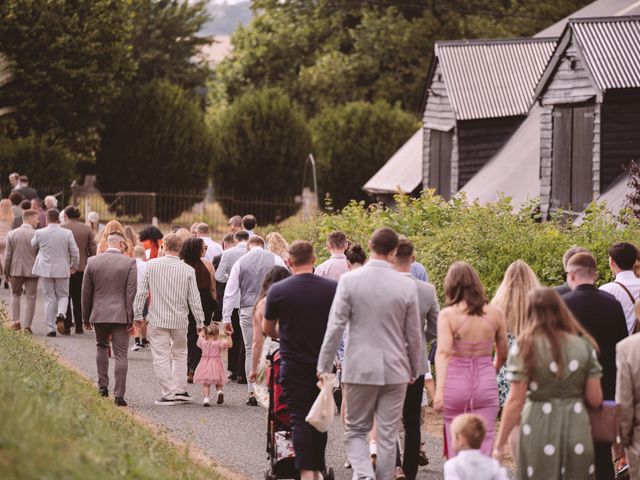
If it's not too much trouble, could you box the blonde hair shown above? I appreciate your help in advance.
[451,414,486,449]
[266,232,289,261]
[98,220,133,256]
[491,260,540,337]
[0,199,12,221]
[175,228,192,242]
[204,323,219,338]
[133,245,146,259]
[123,225,139,248]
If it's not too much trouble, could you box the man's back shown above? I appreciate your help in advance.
[563,285,628,399]
[236,248,282,307]
[318,260,422,385]
[62,221,96,271]
[83,251,136,324]
[314,254,348,281]
[5,225,37,277]
[407,275,439,343]
[600,270,640,334]
[32,224,79,278]
[214,243,247,283]
[265,273,337,364]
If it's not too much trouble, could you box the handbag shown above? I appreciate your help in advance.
[306,374,336,433]
[588,400,620,443]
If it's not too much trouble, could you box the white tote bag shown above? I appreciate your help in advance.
[305,373,336,433]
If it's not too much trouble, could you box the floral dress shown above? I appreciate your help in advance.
[497,333,516,407]
[506,334,602,480]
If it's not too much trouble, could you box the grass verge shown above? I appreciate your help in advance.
[0,327,224,480]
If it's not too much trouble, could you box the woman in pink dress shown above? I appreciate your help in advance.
[194,323,232,407]
[434,262,508,457]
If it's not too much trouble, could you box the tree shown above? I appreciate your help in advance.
[212,88,311,219]
[96,80,213,199]
[625,160,640,218]
[311,100,419,209]
[0,0,135,155]
[130,0,212,91]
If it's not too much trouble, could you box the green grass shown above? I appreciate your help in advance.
[0,327,224,480]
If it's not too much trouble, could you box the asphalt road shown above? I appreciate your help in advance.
[2,286,444,480]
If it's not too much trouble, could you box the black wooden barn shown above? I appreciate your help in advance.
[535,16,640,216]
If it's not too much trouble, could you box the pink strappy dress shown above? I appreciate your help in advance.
[443,314,499,458]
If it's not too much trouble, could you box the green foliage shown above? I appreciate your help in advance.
[212,87,311,218]
[311,101,419,209]
[96,80,212,201]
[0,0,136,154]
[0,324,223,480]
[131,0,212,90]
[0,134,74,186]
[276,191,640,301]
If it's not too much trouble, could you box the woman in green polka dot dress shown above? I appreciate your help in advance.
[492,288,604,479]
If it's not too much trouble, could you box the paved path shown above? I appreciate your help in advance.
[2,287,444,479]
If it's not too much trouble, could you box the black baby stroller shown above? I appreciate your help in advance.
[264,349,335,480]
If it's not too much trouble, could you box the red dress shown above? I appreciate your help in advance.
[193,338,228,386]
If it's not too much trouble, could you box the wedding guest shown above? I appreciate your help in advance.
[266,232,289,263]
[392,238,440,480]
[8,172,20,191]
[555,246,589,295]
[242,214,257,237]
[195,223,223,262]
[314,231,348,281]
[616,332,640,479]
[345,243,366,269]
[15,175,38,200]
[31,209,80,336]
[9,191,25,229]
[563,252,628,479]
[600,242,640,334]
[444,414,508,480]
[62,205,97,334]
[139,225,164,260]
[175,228,192,243]
[434,262,508,457]
[180,237,217,383]
[133,233,205,405]
[131,245,149,351]
[82,232,136,407]
[123,225,140,249]
[264,241,337,480]
[4,209,39,332]
[86,211,103,238]
[222,235,286,405]
[411,261,429,282]
[30,198,46,228]
[97,221,133,256]
[492,260,541,407]
[228,215,242,233]
[493,288,603,480]
[317,228,423,480]
[44,195,58,211]
[0,199,13,265]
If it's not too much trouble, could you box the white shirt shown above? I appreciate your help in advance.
[200,236,223,263]
[135,258,148,293]
[314,253,349,281]
[222,246,286,322]
[443,450,508,480]
[600,270,640,334]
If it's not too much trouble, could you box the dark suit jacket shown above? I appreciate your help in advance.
[15,186,38,200]
[555,283,571,296]
[62,220,97,271]
[562,284,629,399]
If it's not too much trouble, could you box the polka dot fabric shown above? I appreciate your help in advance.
[506,334,602,479]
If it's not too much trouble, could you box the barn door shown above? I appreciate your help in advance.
[429,129,453,200]
[551,105,594,210]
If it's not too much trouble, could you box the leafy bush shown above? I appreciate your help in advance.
[0,134,75,186]
[276,191,640,300]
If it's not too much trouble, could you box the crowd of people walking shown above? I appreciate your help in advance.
[2,174,640,480]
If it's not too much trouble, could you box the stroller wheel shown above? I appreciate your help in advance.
[323,467,335,480]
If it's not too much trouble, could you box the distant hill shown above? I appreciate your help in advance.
[201,1,252,36]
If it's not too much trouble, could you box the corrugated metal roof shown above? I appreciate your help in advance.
[362,129,423,195]
[460,106,541,208]
[536,0,640,37]
[572,17,640,90]
[436,38,556,120]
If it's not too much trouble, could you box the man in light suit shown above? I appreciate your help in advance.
[62,205,97,334]
[31,209,79,336]
[392,238,440,480]
[4,209,39,332]
[317,228,423,480]
[617,333,640,479]
[82,232,137,406]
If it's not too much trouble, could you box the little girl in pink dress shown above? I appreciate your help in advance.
[194,323,232,406]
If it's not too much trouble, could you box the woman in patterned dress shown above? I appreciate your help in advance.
[492,260,541,407]
[493,288,603,480]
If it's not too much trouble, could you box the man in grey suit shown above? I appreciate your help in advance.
[317,228,423,480]
[32,209,80,336]
[4,209,39,332]
[82,232,137,406]
[392,238,439,480]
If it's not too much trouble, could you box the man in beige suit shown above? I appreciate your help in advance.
[82,232,136,406]
[62,205,97,334]
[4,209,39,332]
[616,333,640,479]
[32,209,79,336]
[317,228,422,480]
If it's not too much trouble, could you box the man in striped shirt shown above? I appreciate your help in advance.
[134,233,206,406]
